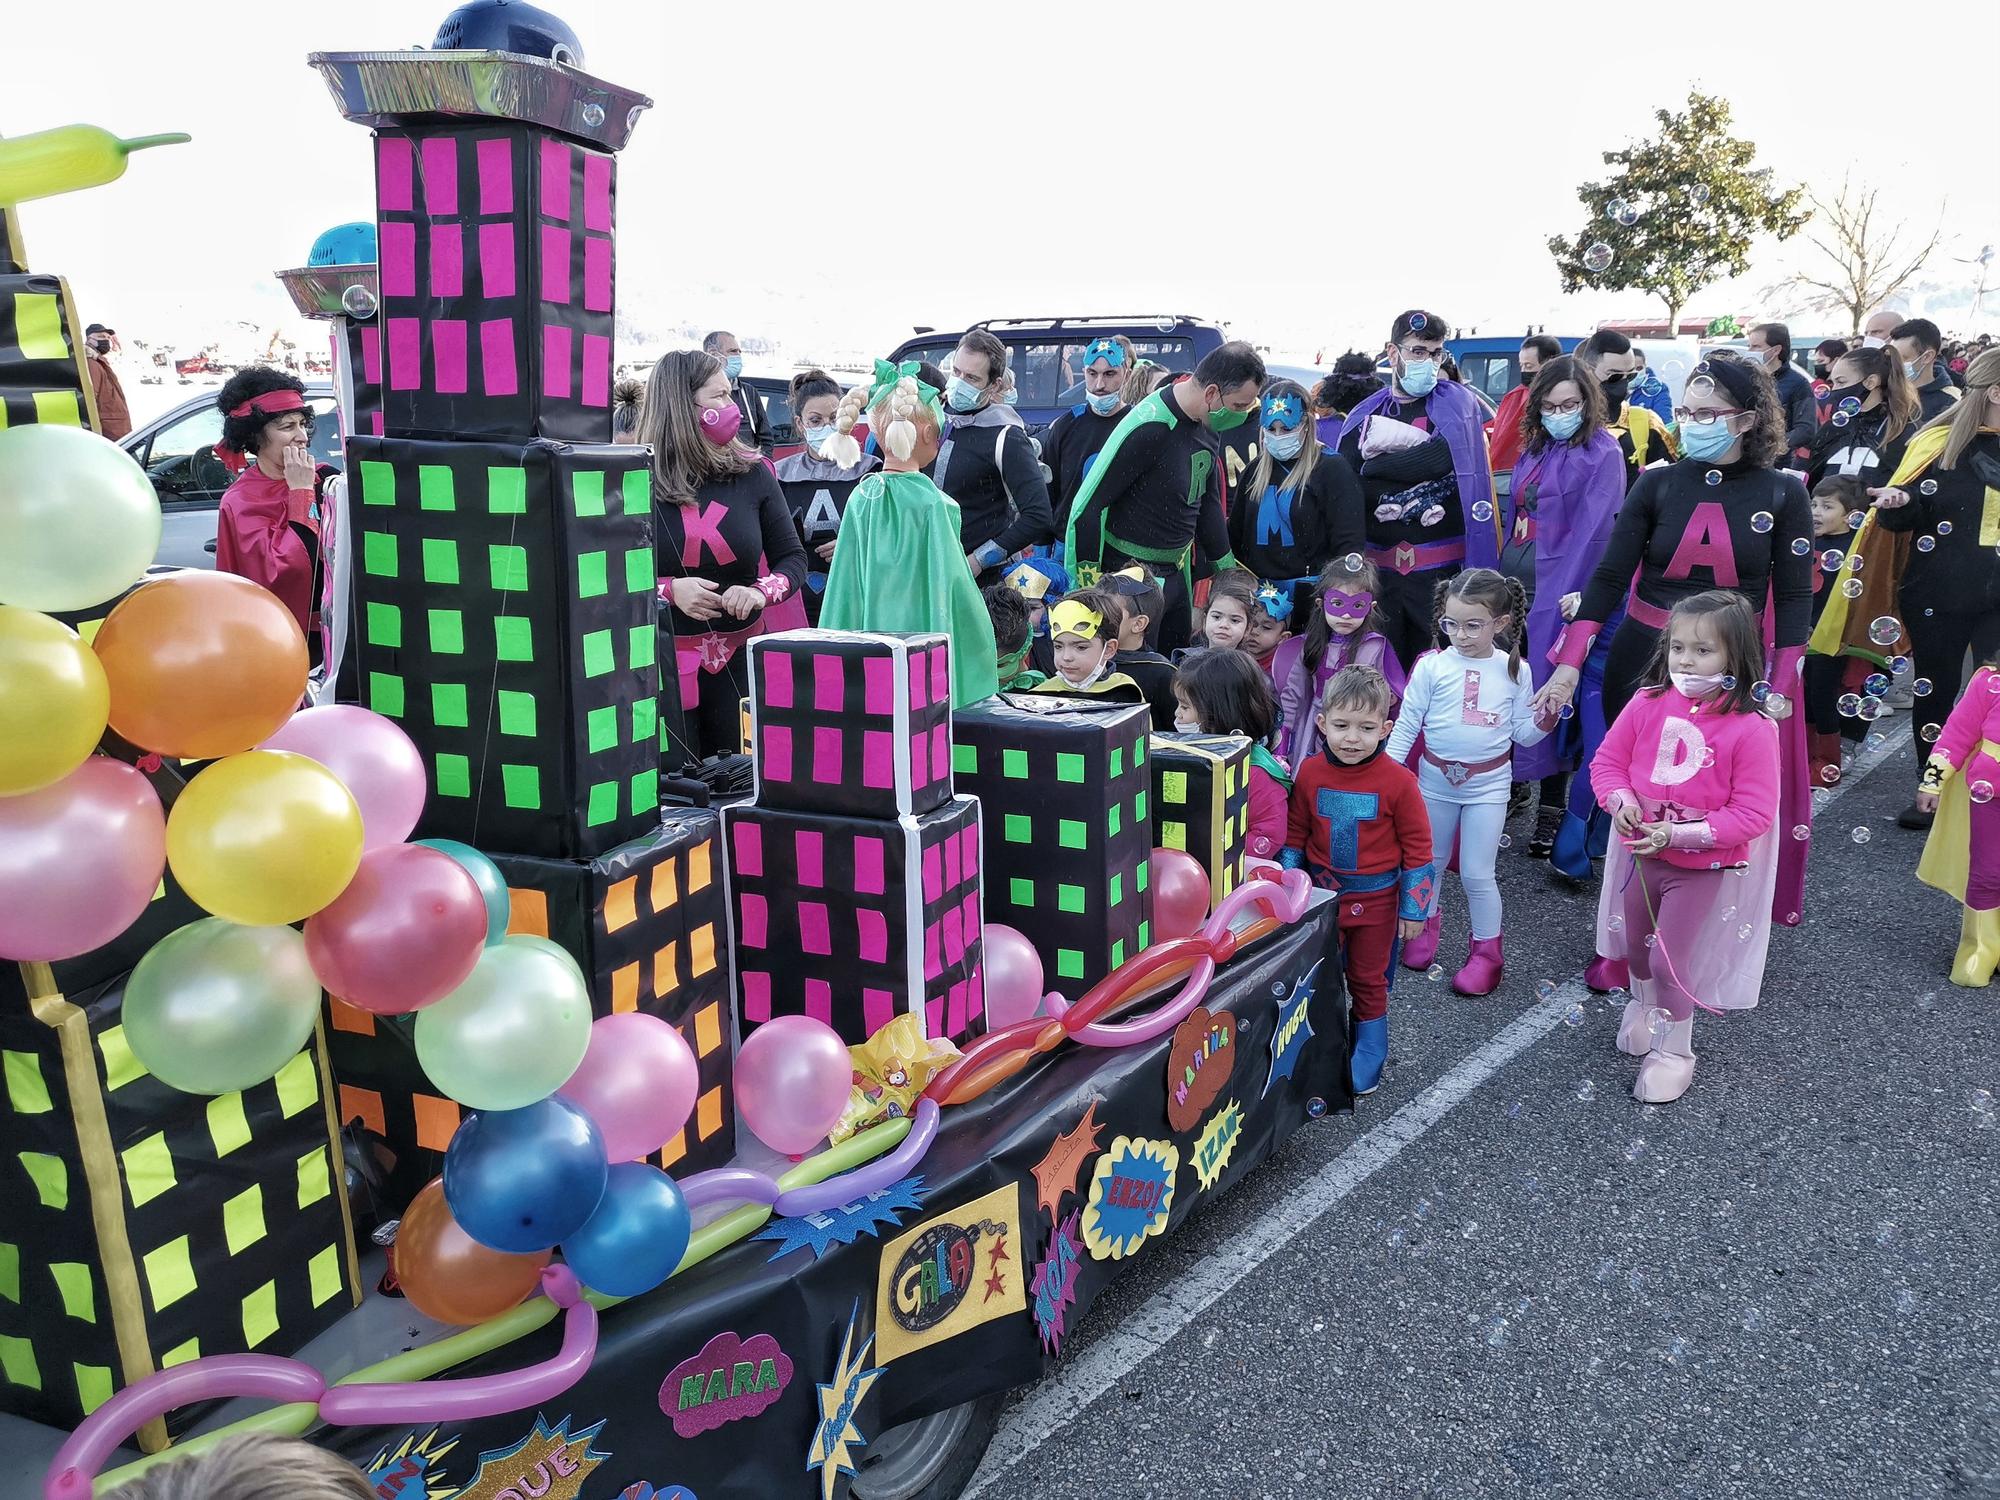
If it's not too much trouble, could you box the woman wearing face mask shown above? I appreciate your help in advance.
[1226,380,1365,620]
[1042,336,1134,535]
[1535,353,1815,982]
[213,366,334,656]
[1500,357,1627,859]
[773,368,880,623]
[1801,345,1920,495]
[643,347,808,768]
[936,329,1054,585]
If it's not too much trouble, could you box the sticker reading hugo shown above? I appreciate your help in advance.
[1264,958,1320,1097]
[457,1415,609,1500]
[1191,1099,1244,1191]
[808,1301,885,1500]
[1029,1207,1083,1356]
[660,1330,795,1439]
[1165,1005,1236,1132]
[364,1427,460,1500]
[873,1182,1027,1363]
[1080,1135,1178,1261]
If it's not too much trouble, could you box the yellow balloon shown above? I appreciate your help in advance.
[166,751,363,926]
[0,605,108,794]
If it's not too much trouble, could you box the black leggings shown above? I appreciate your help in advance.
[1378,565,1456,672]
[1106,547,1191,653]
[1901,595,2000,758]
[664,649,751,770]
[1601,617,1662,724]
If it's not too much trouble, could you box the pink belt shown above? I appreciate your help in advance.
[1421,746,1511,786]
[1367,539,1467,576]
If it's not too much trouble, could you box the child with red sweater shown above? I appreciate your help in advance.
[1591,590,1781,1104]
[1172,648,1291,862]
[1281,665,1435,1096]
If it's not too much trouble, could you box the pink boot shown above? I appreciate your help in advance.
[1584,953,1629,993]
[1615,999,1652,1056]
[1634,1017,1696,1103]
[1452,935,1504,996]
[1400,913,1442,971]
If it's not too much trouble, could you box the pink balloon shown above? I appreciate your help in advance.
[559,1013,699,1162]
[1149,846,1213,941]
[980,923,1046,1029]
[261,704,426,851]
[734,1015,852,1156]
[305,845,486,1014]
[0,758,164,962]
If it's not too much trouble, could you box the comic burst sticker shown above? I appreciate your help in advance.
[1030,1209,1084,1356]
[807,1302,885,1500]
[754,1177,929,1261]
[364,1427,461,1500]
[1264,959,1319,1096]
[457,1416,608,1500]
[1080,1135,1178,1262]
[1190,1100,1244,1191]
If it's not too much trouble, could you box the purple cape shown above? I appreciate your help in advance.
[1337,378,1500,570]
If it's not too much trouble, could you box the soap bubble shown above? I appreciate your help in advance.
[1720,675,1738,690]
[1849,553,1865,572]
[1831,411,1850,428]
[1608,913,1624,931]
[1345,552,1363,569]
[1842,579,1864,597]
[1646,1007,1672,1038]
[1156,317,1178,334]
[1427,963,1444,982]
[340,283,378,319]
[1749,680,1772,703]
[1820,764,1841,783]
[1857,697,1885,721]
[1537,980,1557,1000]
[1791,824,1811,841]
[1575,1079,1597,1102]
[1409,312,1428,332]
[1837,692,1862,717]
[1863,671,1891,696]
[1471,500,1494,522]
[1608,199,1640,226]
[1691,184,1711,204]
[1559,703,1575,720]
[1852,827,1871,844]
[1562,1001,1585,1027]
[1917,536,1937,553]
[1838,394,1863,413]
[1867,617,1900,646]
[1821,549,1846,573]
[1919,479,1938,496]
[1937,519,1954,536]
[1485,1314,1511,1347]
[1704,469,1723,487]
[1498,834,1512,850]
[1625,1137,1652,1162]
[1582,242,1615,273]
[580,101,606,128]
[1847,510,1867,530]
[1737,923,1755,941]
[1750,511,1774,534]
[1971,781,1997,805]
[1920,722,1942,743]
[1973,1088,1995,1119]
[1790,537,1811,555]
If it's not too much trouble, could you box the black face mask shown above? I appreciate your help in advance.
[1599,374,1630,411]
[1812,362,1831,381]
[1825,383,1868,414]
[1518,370,1534,388]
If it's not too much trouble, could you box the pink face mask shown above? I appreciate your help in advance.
[1323,589,1375,622]
[700,401,744,445]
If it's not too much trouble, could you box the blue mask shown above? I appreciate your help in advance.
[1398,357,1439,397]
[1087,390,1121,416]
[804,425,834,454]
[946,375,985,413]
[1264,428,1305,461]
[1541,409,1583,442]
[1903,360,1920,381]
[723,354,743,381]
[1680,417,1737,461]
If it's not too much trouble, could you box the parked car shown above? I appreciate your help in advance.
[121,384,343,572]
[1445,335,1585,408]
[740,373,798,455]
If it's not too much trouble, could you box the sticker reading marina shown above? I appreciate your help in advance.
[1165,1005,1236,1132]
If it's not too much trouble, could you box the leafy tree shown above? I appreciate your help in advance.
[1548,90,1809,332]
[1777,176,1942,334]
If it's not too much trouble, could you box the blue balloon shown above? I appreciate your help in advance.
[560,1163,692,1297]
[444,1097,606,1253]
[417,837,511,945]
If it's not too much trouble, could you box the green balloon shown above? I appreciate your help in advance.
[414,935,593,1110]
[124,920,321,1095]
[415,837,510,945]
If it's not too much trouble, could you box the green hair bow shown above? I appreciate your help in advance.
[868,357,943,416]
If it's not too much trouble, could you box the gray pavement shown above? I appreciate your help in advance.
[971,723,2000,1500]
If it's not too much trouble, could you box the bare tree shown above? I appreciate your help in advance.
[1786,177,1943,334]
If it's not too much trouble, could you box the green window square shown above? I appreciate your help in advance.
[1134,789,1148,821]
[358,458,395,507]
[1111,938,1127,967]
[307,1244,343,1309]
[1002,748,1030,779]
[628,768,657,816]
[1058,819,1087,850]
[495,616,533,662]
[421,537,459,585]
[628,624,655,670]
[630,697,657,746]
[585,781,618,827]
[1109,872,1124,907]
[953,744,977,775]
[99,1026,145,1091]
[1056,949,1085,980]
[436,753,471,799]
[502,764,541,809]
[577,550,608,598]
[1056,752,1086,784]
[296,1148,330,1209]
[4,1051,50,1114]
[487,466,527,514]
[0,1242,16,1304]
[364,601,401,648]
[621,468,650,515]
[160,1338,200,1369]
[572,470,606,517]
[367,672,404,718]
[430,682,468,729]
[120,1132,174,1209]
[1009,877,1034,906]
[489,543,528,592]
[241,1281,279,1349]
[624,547,653,595]
[206,1094,250,1157]
[362,530,397,578]
[273,1053,317,1118]
[581,630,614,677]
[497,690,537,737]
[418,464,455,511]
[222,1184,265,1255]
[142,1236,196,1312]
[1057,883,1087,914]
[427,608,464,655]
[1109,804,1122,837]
[51,1264,94,1324]
[1163,770,1189,805]
[74,1362,112,1414]
[586,705,619,753]
[1110,746,1124,778]
[0,1334,39,1392]
[1003,813,1033,844]
[1137,860,1150,893]
[1139,919,1152,947]
[1134,737,1147,766]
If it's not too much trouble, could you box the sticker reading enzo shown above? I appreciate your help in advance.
[1190,1099,1244,1190]
[1165,1005,1235,1132]
[873,1182,1027,1363]
[659,1330,794,1439]
[1080,1135,1178,1261]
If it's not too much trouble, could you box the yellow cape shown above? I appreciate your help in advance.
[1917,769,1973,903]
[1806,423,1953,661]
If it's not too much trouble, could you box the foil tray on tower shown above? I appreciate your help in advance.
[306,51,652,149]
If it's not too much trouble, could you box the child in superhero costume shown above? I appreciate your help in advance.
[1171,647,1292,862]
[1272,555,1406,765]
[1916,660,2000,987]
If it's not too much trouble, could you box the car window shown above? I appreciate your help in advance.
[309,397,343,469]
[1052,335,1196,407]
[143,404,232,506]
[1458,354,1515,405]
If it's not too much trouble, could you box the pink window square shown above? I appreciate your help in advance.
[539,224,571,304]
[761,725,792,784]
[420,136,458,215]
[733,819,764,876]
[478,223,516,298]
[857,907,887,964]
[861,730,894,789]
[814,654,844,712]
[922,842,943,904]
[476,137,513,215]
[742,971,772,1023]
[863,654,893,716]
[863,988,896,1037]
[539,137,570,220]
[799,901,831,956]
[854,837,885,895]
[795,830,825,888]
[805,979,832,1025]
[738,892,768,949]
[376,137,413,212]
[812,725,843,784]
[763,651,793,707]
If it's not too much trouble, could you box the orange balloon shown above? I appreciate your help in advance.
[394,1179,551,1326]
[93,572,307,759]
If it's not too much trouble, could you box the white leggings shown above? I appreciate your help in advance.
[1423,798,1507,940]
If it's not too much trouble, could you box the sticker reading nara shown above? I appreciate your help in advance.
[808,1301,885,1500]
[1080,1135,1178,1261]
[1165,1005,1236,1132]
[753,1175,929,1261]
[660,1330,795,1439]
[1191,1099,1244,1191]
[1030,1098,1104,1219]
[364,1427,461,1500]
[1264,958,1320,1097]
[874,1182,1028,1363]
[1029,1208,1084,1356]
[457,1414,609,1500]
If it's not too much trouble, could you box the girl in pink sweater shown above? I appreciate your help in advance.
[1916,661,2000,987]
[1591,590,1781,1103]
[1172,648,1292,864]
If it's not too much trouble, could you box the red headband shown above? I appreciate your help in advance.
[226,389,309,420]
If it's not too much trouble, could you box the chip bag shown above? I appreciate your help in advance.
[829,1014,960,1144]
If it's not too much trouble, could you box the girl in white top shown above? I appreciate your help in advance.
[1386,568,1554,996]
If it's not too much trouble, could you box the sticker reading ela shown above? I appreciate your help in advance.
[754,1176,930,1261]
[1081,1135,1178,1261]
[873,1183,1028,1363]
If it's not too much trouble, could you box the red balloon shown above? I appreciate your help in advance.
[305,844,486,1014]
[1149,847,1212,941]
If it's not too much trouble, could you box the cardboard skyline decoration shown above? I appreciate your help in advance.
[1149,733,1252,903]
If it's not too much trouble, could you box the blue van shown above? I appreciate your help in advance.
[1447,334,1584,408]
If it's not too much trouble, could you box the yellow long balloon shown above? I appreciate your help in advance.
[0,125,190,206]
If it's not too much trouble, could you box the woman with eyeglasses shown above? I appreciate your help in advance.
[1534,352,1815,987]
[1227,379,1366,620]
[213,366,333,655]
[1498,357,1626,859]
[1042,336,1135,536]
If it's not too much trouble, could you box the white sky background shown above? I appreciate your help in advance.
[9,0,1998,369]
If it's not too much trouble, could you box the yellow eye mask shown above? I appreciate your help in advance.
[1049,600,1105,639]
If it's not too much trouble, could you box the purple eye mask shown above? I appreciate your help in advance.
[1323,589,1375,619]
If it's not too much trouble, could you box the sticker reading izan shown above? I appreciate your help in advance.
[1190,1099,1244,1191]
[1080,1135,1178,1261]
[873,1182,1027,1363]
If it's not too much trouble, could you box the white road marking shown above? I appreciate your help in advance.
[966,718,1904,1494]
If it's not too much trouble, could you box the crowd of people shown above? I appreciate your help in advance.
[203,307,2000,1112]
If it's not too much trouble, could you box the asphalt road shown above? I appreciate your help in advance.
[969,717,2000,1500]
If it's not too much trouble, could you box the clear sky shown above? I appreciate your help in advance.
[8,0,1996,366]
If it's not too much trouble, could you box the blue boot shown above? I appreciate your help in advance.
[1351,1014,1388,1096]
[1550,809,1599,882]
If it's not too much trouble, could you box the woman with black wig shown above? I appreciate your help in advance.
[213,366,332,656]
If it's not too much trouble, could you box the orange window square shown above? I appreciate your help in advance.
[604,876,637,933]
[690,923,715,978]
[696,1085,723,1140]
[412,1094,460,1152]
[612,963,639,1013]
[328,998,377,1036]
[650,859,678,912]
[652,942,679,996]
[508,888,549,938]
[688,841,711,894]
[694,1002,722,1057]
[659,1130,687,1168]
[338,1085,385,1138]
